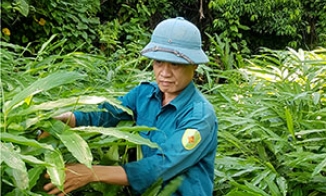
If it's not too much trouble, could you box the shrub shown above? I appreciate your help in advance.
[1,0,101,54]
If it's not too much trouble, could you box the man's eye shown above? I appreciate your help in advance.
[155,60,161,63]
[172,62,185,67]
[154,60,162,65]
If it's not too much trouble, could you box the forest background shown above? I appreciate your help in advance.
[1,0,326,195]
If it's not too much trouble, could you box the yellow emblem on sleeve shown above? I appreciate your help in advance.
[182,129,201,150]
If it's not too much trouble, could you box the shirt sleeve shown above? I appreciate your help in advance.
[123,102,218,193]
[73,86,141,127]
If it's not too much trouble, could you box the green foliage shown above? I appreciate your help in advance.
[1,1,326,194]
[142,176,184,196]
[211,47,326,195]
[1,0,101,54]
[302,0,326,48]
[208,0,325,51]
[2,31,326,196]
[2,0,325,56]
[0,40,158,195]
[196,33,246,93]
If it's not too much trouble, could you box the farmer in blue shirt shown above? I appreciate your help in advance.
[44,17,218,196]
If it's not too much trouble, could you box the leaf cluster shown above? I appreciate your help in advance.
[1,0,101,54]
[0,40,161,195]
[210,47,326,195]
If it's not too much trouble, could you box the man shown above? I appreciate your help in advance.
[44,17,218,196]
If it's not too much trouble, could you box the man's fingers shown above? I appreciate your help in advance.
[43,183,56,191]
[44,182,70,196]
[44,179,75,196]
[38,131,50,140]
[44,172,50,179]
[43,182,58,193]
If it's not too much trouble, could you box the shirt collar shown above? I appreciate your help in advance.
[149,81,196,110]
[170,81,196,110]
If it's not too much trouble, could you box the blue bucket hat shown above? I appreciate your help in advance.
[141,17,209,64]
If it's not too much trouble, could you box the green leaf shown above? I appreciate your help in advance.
[9,95,131,117]
[142,178,163,196]
[295,129,326,136]
[45,150,65,191]
[13,0,29,17]
[244,181,270,196]
[3,71,86,115]
[230,25,238,32]
[226,191,261,196]
[219,130,251,154]
[229,181,269,196]
[312,92,321,105]
[58,130,93,168]
[28,166,44,189]
[77,23,88,30]
[1,142,29,190]
[74,126,159,149]
[88,17,100,25]
[0,132,54,151]
[285,107,295,140]
[42,119,69,136]
[312,156,326,177]
[137,145,143,161]
[158,175,183,196]
[265,177,281,196]
[20,154,52,166]
[37,34,58,56]
[251,169,271,186]
[105,145,120,162]
[276,176,288,196]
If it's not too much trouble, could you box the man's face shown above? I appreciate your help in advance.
[153,60,197,97]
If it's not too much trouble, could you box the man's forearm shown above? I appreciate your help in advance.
[91,165,129,186]
[54,112,76,127]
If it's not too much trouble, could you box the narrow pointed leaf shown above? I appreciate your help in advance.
[74,126,159,149]
[265,177,281,196]
[0,142,29,190]
[9,95,132,117]
[44,150,65,191]
[142,178,163,196]
[20,154,52,166]
[244,181,270,196]
[312,156,326,177]
[226,191,262,196]
[229,180,268,196]
[37,34,57,56]
[276,176,288,196]
[28,167,45,189]
[1,132,54,151]
[285,107,295,140]
[219,130,251,153]
[3,71,86,115]
[58,130,93,168]
[158,175,183,196]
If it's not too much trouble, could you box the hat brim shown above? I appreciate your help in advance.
[141,42,209,64]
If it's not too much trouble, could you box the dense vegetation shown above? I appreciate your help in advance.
[1,0,326,195]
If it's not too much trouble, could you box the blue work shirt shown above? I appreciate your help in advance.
[74,81,218,195]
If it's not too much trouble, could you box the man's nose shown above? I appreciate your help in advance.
[160,63,172,76]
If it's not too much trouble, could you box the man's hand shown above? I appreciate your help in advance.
[37,112,76,140]
[43,164,96,196]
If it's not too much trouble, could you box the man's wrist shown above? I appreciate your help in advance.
[54,112,76,127]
